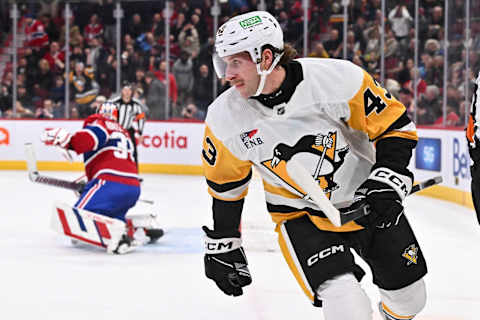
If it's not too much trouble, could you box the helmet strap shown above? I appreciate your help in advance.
[252,52,284,97]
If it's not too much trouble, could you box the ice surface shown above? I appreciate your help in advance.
[1,171,478,320]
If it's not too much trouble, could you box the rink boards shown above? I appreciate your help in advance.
[0,119,204,174]
[0,119,472,208]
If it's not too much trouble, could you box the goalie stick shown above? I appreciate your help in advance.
[335,176,443,225]
[24,143,154,205]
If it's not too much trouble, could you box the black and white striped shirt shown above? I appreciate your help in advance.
[108,96,148,134]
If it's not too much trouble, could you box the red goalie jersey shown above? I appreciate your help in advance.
[68,114,140,186]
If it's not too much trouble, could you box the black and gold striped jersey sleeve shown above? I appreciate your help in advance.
[346,69,417,144]
[202,125,253,202]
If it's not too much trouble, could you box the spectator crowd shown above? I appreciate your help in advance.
[0,0,479,126]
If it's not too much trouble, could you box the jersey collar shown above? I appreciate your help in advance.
[250,60,303,109]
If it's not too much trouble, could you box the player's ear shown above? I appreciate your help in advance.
[261,49,273,71]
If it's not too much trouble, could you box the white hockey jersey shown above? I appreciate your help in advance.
[202,58,417,232]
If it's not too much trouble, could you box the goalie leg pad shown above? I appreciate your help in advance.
[316,273,373,320]
[127,213,161,229]
[126,213,164,243]
[52,202,141,254]
[378,278,426,320]
[52,202,127,250]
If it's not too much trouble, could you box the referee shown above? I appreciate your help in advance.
[467,71,480,225]
[109,81,148,167]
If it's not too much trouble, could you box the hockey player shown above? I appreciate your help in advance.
[41,102,162,253]
[466,71,480,224]
[202,11,427,320]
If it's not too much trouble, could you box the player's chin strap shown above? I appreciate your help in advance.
[252,52,284,97]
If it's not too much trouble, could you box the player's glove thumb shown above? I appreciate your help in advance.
[203,226,252,297]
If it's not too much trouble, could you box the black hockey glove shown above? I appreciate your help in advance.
[353,167,412,228]
[203,226,252,297]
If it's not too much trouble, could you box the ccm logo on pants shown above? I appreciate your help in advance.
[307,245,345,267]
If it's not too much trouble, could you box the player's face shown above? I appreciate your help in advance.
[224,52,259,98]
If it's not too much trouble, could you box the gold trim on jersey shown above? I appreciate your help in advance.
[262,180,302,199]
[261,158,307,196]
[377,130,418,143]
[270,211,364,232]
[202,125,253,200]
[308,215,363,232]
[277,223,315,303]
[347,70,408,140]
[207,187,249,202]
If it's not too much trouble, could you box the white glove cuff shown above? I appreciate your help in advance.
[204,236,242,254]
[369,167,412,200]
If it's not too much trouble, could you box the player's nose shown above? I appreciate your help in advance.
[225,66,236,81]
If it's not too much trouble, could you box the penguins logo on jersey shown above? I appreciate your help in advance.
[402,244,419,266]
[261,131,349,199]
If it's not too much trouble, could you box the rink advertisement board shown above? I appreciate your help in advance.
[411,128,472,207]
[415,137,442,172]
[0,119,204,174]
[0,120,473,207]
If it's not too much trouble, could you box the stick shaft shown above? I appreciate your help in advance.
[338,176,443,225]
[24,143,154,204]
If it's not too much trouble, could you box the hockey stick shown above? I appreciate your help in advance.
[286,159,342,227]
[24,143,154,204]
[336,176,443,225]
[25,143,83,191]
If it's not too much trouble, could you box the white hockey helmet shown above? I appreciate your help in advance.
[97,101,118,122]
[213,11,284,96]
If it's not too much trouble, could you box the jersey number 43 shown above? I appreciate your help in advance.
[364,78,392,116]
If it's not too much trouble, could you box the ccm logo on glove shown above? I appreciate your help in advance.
[205,237,242,254]
[370,167,412,199]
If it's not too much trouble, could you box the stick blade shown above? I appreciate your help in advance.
[432,176,443,185]
[24,142,39,181]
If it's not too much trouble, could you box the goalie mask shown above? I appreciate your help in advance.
[97,102,118,122]
[213,11,284,96]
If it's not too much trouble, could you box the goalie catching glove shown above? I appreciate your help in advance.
[203,226,252,296]
[353,167,412,228]
[41,128,72,148]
